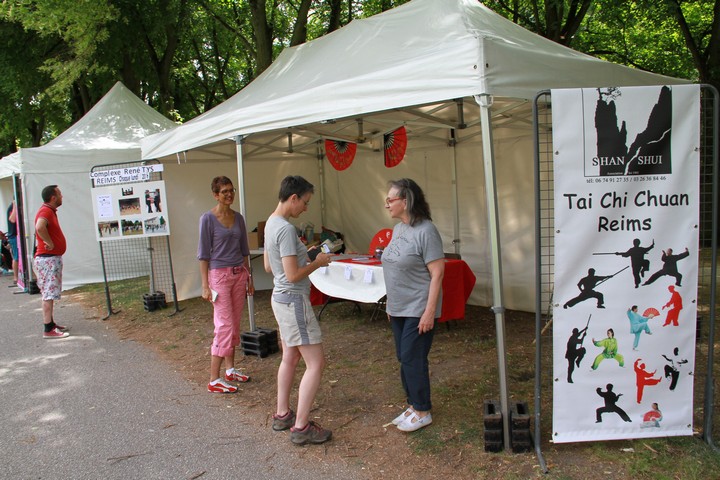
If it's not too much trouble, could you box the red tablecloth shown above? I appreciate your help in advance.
[310,258,476,322]
[439,259,477,322]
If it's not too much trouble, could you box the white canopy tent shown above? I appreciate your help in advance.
[141,0,688,450]
[142,0,687,311]
[0,82,176,290]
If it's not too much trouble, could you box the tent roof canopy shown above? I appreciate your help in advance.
[36,81,176,152]
[142,0,685,162]
[0,82,177,175]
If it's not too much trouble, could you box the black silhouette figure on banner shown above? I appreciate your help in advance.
[564,267,627,309]
[662,285,683,327]
[643,247,690,287]
[595,383,632,423]
[634,359,661,403]
[662,347,689,391]
[154,188,162,213]
[565,317,590,383]
[613,238,654,288]
[145,190,153,214]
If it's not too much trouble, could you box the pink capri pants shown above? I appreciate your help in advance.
[209,266,249,357]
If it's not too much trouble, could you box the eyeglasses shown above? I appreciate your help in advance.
[219,188,236,195]
[297,196,310,207]
[385,197,403,206]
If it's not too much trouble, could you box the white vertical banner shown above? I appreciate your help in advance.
[551,85,700,443]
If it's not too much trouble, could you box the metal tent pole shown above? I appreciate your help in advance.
[450,129,461,256]
[317,141,327,228]
[532,92,549,472]
[235,135,256,331]
[475,94,511,451]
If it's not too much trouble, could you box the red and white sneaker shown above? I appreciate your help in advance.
[44,328,70,339]
[54,323,69,332]
[225,368,251,383]
[207,379,238,393]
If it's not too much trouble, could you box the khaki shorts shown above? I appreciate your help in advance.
[271,292,322,347]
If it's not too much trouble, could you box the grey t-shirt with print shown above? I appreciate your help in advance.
[381,219,444,318]
[265,215,310,295]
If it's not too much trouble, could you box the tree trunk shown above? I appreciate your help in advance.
[249,0,274,75]
[327,0,343,32]
[290,0,312,46]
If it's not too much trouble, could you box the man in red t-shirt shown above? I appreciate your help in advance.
[34,185,69,339]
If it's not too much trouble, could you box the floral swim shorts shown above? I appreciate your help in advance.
[34,256,63,301]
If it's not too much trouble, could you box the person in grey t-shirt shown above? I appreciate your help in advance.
[263,175,333,445]
[381,178,445,433]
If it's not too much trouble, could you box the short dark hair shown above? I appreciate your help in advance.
[42,185,58,202]
[211,176,233,194]
[279,175,314,202]
[387,178,431,226]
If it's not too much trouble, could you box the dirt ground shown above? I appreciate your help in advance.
[66,287,717,480]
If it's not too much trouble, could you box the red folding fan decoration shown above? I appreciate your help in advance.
[325,139,357,171]
[384,126,407,168]
[643,307,660,318]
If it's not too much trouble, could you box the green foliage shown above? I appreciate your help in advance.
[571,0,699,81]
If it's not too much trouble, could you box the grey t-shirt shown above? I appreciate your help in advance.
[381,219,444,318]
[265,215,310,295]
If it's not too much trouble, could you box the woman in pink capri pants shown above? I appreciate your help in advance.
[198,176,254,393]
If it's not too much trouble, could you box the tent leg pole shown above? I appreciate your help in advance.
[476,95,511,452]
[532,92,549,472]
[450,129,461,256]
[235,135,256,332]
[317,141,327,228]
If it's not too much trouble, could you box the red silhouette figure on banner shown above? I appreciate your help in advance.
[662,285,683,327]
[634,359,661,404]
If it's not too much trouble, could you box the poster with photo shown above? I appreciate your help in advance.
[91,180,170,241]
[550,85,700,443]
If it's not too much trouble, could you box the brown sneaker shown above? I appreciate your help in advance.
[272,409,296,431]
[290,421,332,445]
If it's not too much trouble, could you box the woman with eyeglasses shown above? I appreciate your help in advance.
[381,178,445,432]
[197,176,254,394]
[263,175,333,445]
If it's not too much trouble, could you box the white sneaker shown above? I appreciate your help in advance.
[392,408,413,426]
[397,412,432,432]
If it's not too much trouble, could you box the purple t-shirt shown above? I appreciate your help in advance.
[197,210,250,269]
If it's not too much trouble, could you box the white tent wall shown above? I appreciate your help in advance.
[0,153,21,228]
[0,177,13,233]
[319,120,535,312]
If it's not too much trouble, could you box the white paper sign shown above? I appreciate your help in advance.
[96,194,114,219]
[363,269,374,284]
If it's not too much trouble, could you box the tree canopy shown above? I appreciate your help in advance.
[0,0,715,158]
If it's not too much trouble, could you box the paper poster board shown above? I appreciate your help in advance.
[551,85,700,443]
[91,180,169,241]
